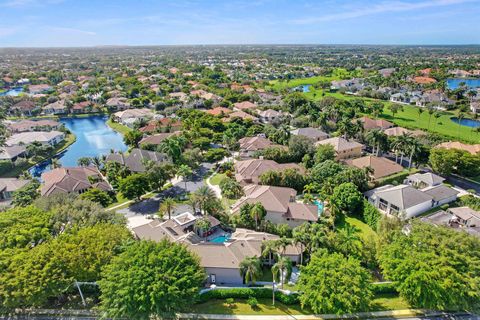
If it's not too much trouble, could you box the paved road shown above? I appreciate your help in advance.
[117,162,214,217]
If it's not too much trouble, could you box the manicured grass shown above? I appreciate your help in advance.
[210,173,226,185]
[106,119,132,135]
[190,293,410,315]
[337,216,378,241]
[190,298,309,315]
[269,75,340,90]
[370,293,411,311]
[380,104,480,143]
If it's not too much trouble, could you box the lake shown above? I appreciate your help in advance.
[447,78,480,90]
[451,117,480,128]
[29,115,128,177]
[0,87,24,96]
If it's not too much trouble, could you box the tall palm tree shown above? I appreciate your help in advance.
[417,107,424,120]
[427,106,435,130]
[272,256,293,290]
[177,164,192,192]
[457,112,465,138]
[273,237,292,256]
[365,129,387,156]
[194,186,216,215]
[250,203,267,230]
[433,112,441,131]
[261,240,278,266]
[159,197,176,220]
[239,256,262,286]
[51,158,61,169]
[292,224,310,265]
[407,137,423,169]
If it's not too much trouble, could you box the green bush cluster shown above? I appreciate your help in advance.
[197,288,299,305]
[371,282,398,294]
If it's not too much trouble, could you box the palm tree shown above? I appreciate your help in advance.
[273,237,292,256]
[433,112,441,131]
[261,240,278,266]
[292,224,310,265]
[250,203,266,230]
[177,164,192,192]
[239,256,262,286]
[416,107,424,120]
[272,256,293,290]
[457,111,465,138]
[194,186,216,215]
[388,103,403,119]
[407,137,423,169]
[51,158,61,169]
[391,133,411,165]
[427,106,435,130]
[77,157,91,167]
[90,156,103,169]
[159,197,176,220]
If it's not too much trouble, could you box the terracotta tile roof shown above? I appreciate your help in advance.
[346,156,403,180]
[315,137,364,152]
[413,76,437,84]
[41,167,111,196]
[234,159,303,185]
[357,116,394,130]
[436,141,480,155]
[238,136,275,152]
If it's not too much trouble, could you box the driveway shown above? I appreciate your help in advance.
[117,162,214,217]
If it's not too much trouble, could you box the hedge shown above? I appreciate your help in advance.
[371,282,397,294]
[197,288,299,305]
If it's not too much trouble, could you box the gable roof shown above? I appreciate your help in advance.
[41,166,111,196]
[238,136,275,152]
[366,184,434,210]
[346,156,403,179]
[234,159,303,185]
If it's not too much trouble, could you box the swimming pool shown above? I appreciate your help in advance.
[313,200,324,216]
[209,234,231,243]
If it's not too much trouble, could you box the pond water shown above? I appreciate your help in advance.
[29,115,128,177]
[451,117,480,128]
[0,87,24,96]
[447,78,480,90]
[302,84,312,93]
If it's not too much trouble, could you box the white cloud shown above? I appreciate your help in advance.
[290,0,478,24]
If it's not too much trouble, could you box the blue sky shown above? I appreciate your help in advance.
[0,0,479,47]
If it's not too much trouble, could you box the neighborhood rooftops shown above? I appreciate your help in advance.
[106,148,168,173]
[41,166,111,196]
[345,155,403,180]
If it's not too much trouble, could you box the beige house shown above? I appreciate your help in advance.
[234,159,303,185]
[231,185,318,228]
[436,141,480,155]
[41,167,111,196]
[238,136,279,158]
[315,137,363,160]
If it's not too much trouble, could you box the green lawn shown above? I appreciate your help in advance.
[338,216,378,241]
[210,173,226,185]
[190,293,410,315]
[190,298,309,315]
[269,75,340,91]
[106,119,132,135]
[380,104,480,143]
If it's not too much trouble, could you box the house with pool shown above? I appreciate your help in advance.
[131,214,302,285]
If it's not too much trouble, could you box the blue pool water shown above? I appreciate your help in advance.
[0,87,24,96]
[447,78,480,90]
[29,115,128,177]
[451,117,480,128]
[313,200,324,216]
[302,84,312,93]
[209,234,231,243]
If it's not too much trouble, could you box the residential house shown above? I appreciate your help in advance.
[238,136,278,158]
[471,101,480,114]
[379,68,395,77]
[365,184,434,218]
[233,101,257,111]
[436,141,480,155]
[357,116,394,131]
[205,107,232,117]
[290,127,328,142]
[6,131,65,147]
[345,156,403,180]
[422,184,459,207]
[168,92,189,103]
[422,207,480,237]
[72,101,95,114]
[234,159,303,186]
[257,109,283,124]
[0,178,29,202]
[41,167,111,196]
[139,132,181,146]
[416,90,452,109]
[413,76,437,85]
[384,127,425,137]
[449,207,480,228]
[405,172,445,189]
[8,119,62,133]
[139,118,182,133]
[0,146,27,162]
[28,84,52,94]
[232,185,318,228]
[43,100,67,115]
[106,148,168,173]
[225,110,259,123]
[330,78,364,91]
[113,108,154,127]
[315,137,364,160]
[106,97,130,111]
[9,100,39,116]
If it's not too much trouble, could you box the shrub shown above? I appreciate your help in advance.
[197,288,299,305]
[204,148,229,163]
[371,282,398,294]
[247,297,258,308]
[225,298,235,308]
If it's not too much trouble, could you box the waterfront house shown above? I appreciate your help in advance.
[139,132,182,146]
[113,108,154,127]
[106,148,168,173]
[471,101,480,114]
[8,119,62,133]
[0,178,29,202]
[9,100,39,116]
[41,166,111,196]
[106,97,130,111]
[0,146,27,162]
[5,131,65,147]
[43,100,67,115]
